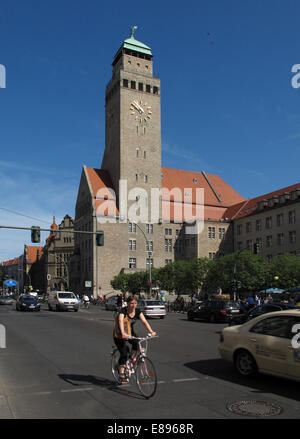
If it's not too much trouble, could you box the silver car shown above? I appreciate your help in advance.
[138,299,166,319]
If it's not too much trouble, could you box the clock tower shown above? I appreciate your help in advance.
[101,27,162,220]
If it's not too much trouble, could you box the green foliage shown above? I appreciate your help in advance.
[110,252,300,296]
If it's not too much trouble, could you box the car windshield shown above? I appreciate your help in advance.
[58,293,76,299]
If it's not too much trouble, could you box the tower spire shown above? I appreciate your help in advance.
[130,25,138,39]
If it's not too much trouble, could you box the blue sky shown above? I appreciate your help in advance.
[0,0,299,261]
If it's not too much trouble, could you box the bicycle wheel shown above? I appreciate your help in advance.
[111,349,121,384]
[135,356,157,399]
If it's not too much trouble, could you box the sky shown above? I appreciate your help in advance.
[0,0,299,261]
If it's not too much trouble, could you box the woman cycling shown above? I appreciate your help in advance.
[113,295,157,384]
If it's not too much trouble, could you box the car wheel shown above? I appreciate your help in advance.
[56,305,60,312]
[234,349,258,378]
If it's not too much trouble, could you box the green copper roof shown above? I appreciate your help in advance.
[123,37,152,56]
[113,26,152,62]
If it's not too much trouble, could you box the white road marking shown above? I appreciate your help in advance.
[173,378,199,382]
[61,387,93,393]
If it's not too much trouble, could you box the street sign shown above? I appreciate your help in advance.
[47,274,51,281]
[85,281,92,288]
[4,279,18,287]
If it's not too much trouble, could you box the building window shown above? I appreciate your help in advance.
[277,213,284,226]
[144,151,146,159]
[288,210,296,224]
[153,86,158,94]
[146,224,153,234]
[129,258,136,268]
[237,224,242,235]
[123,79,128,88]
[209,252,216,259]
[165,259,172,265]
[246,240,253,251]
[266,216,272,229]
[129,240,136,251]
[144,175,148,183]
[219,228,225,239]
[128,223,136,233]
[146,84,151,93]
[138,82,143,91]
[208,227,215,239]
[136,148,139,158]
[135,174,139,182]
[246,222,252,233]
[237,241,242,250]
[165,228,172,235]
[146,241,153,251]
[266,235,273,248]
[277,233,284,246]
[131,81,136,89]
[289,231,296,244]
[165,239,172,252]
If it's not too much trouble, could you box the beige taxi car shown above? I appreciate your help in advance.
[218,309,300,381]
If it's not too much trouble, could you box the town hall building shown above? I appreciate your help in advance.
[71,28,246,298]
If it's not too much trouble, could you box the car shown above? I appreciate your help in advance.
[0,295,15,305]
[228,302,297,326]
[187,299,241,323]
[219,309,300,382]
[138,299,166,319]
[105,296,118,311]
[48,291,79,312]
[16,295,40,312]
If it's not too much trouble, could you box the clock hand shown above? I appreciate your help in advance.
[132,101,144,114]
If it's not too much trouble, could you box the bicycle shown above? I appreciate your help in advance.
[111,334,158,399]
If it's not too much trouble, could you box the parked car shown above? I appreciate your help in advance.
[187,299,241,323]
[219,309,300,381]
[16,295,40,312]
[105,296,118,311]
[228,302,297,326]
[138,299,166,319]
[0,295,15,305]
[48,291,79,312]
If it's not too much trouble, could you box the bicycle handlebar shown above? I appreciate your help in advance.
[127,334,159,341]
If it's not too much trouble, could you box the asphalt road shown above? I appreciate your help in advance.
[0,303,300,420]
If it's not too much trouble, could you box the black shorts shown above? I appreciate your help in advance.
[114,336,139,366]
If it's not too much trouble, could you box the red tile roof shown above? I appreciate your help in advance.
[25,246,43,264]
[1,257,21,266]
[86,166,245,222]
[224,183,300,220]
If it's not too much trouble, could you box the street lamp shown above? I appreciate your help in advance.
[49,253,69,290]
[133,222,152,298]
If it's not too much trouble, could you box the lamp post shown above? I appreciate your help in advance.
[133,222,152,298]
[49,253,69,290]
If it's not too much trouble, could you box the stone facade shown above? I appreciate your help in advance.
[72,31,246,297]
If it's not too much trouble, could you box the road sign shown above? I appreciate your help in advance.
[4,279,18,287]
[85,281,92,288]
[47,274,51,281]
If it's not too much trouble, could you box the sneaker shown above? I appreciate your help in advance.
[119,374,129,384]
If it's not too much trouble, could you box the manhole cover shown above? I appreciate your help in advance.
[227,400,282,417]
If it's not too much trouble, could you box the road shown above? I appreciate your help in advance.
[0,303,300,421]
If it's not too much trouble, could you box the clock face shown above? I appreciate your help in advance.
[130,100,152,123]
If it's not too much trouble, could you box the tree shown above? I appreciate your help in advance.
[110,273,129,294]
[269,254,300,289]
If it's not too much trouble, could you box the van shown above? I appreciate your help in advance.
[48,291,79,312]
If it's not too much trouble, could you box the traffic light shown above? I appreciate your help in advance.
[96,231,104,246]
[253,243,260,254]
[31,226,41,243]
